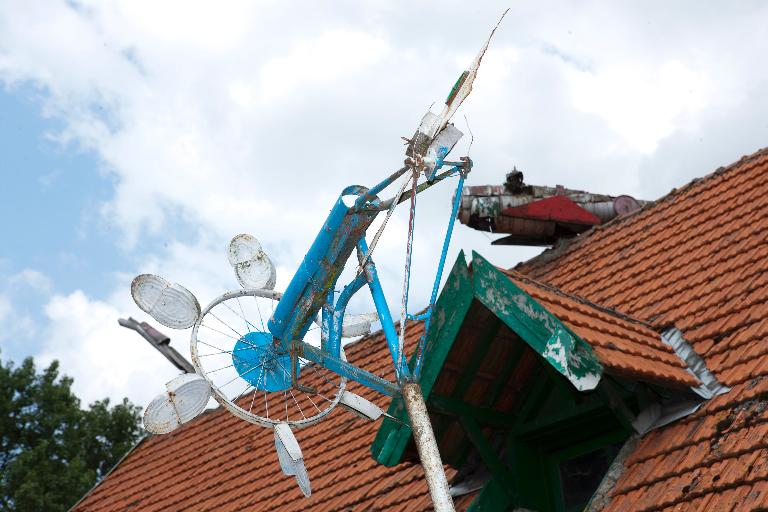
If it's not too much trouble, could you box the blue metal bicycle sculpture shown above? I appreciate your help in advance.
[131,13,506,510]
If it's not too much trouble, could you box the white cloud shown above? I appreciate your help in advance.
[2,0,768,404]
[37,290,182,407]
[0,269,52,357]
[0,295,39,360]
[0,294,10,323]
[566,61,712,153]
[8,268,53,293]
[257,30,390,103]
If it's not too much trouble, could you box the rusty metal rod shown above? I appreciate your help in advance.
[364,166,460,212]
[398,170,419,381]
[402,382,455,512]
[354,166,409,210]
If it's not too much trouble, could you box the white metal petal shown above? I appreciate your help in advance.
[341,312,379,338]
[143,392,181,434]
[131,274,167,312]
[274,423,302,461]
[228,234,277,290]
[227,233,263,265]
[165,373,211,423]
[131,274,201,329]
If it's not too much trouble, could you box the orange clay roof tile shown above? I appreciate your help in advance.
[503,270,699,389]
[518,146,768,510]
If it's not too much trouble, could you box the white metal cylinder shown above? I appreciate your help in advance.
[402,383,455,512]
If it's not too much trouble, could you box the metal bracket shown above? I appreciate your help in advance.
[290,343,317,395]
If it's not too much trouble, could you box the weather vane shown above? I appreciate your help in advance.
[130,11,507,511]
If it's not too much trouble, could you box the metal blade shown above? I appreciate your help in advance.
[341,312,379,338]
[165,373,211,423]
[339,391,384,421]
[274,423,311,497]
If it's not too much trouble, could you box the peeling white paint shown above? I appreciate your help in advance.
[510,293,557,335]
[545,326,601,391]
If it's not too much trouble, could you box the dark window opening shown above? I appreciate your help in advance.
[558,442,622,511]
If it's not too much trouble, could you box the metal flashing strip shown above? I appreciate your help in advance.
[627,328,730,436]
[661,328,730,399]
[631,399,703,435]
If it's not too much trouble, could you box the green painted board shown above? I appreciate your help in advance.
[371,250,605,467]
[470,252,603,392]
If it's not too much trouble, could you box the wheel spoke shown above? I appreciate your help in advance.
[200,323,238,340]
[220,361,265,388]
[306,393,322,414]
[198,345,253,357]
[197,339,256,358]
[289,389,306,419]
[196,338,232,354]
[208,363,235,374]
[246,363,267,411]
[305,358,341,389]
[208,310,244,338]
[224,298,259,333]
[233,381,254,404]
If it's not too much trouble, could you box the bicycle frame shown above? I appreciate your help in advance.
[266,159,470,397]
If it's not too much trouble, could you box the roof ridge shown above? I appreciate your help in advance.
[503,268,658,331]
[517,145,768,273]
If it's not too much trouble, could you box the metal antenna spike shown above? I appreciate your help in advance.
[274,423,311,497]
[463,114,474,158]
[131,274,201,329]
[228,234,276,290]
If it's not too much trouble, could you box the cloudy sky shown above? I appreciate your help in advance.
[1,1,767,409]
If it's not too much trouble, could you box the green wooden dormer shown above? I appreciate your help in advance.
[372,252,719,511]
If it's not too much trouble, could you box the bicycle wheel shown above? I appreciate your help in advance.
[190,289,346,428]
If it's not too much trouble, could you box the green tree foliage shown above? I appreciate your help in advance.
[0,354,143,512]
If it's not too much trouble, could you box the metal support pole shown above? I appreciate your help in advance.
[402,383,455,512]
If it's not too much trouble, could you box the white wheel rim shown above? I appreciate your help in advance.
[190,288,346,428]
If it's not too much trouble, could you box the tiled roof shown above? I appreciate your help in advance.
[73,323,476,512]
[503,270,700,389]
[76,147,768,511]
[516,147,768,510]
